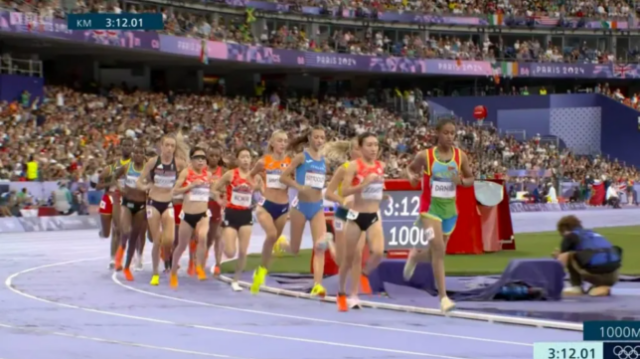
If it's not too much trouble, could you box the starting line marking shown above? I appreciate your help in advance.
[216,275,583,333]
[4,258,466,359]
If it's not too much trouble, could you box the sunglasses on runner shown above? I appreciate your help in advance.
[191,155,206,160]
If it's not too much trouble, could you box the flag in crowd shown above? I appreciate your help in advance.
[487,14,503,26]
[200,39,208,65]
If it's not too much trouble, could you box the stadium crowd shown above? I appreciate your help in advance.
[0,85,636,183]
[4,0,623,63]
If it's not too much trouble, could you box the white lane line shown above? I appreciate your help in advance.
[5,258,466,359]
[0,322,253,358]
[113,268,532,347]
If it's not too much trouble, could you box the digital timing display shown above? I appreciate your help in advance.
[381,190,430,250]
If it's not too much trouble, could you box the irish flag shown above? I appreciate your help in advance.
[601,21,617,29]
[199,39,209,65]
[487,14,503,26]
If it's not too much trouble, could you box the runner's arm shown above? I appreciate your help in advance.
[211,170,232,204]
[341,161,370,197]
[279,153,304,191]
[406,151,426,180]
[136,157,156,191]
[172,169,191,195]
[95,165,113,190]
[325,166,345,205]
[459,151,474,187]
[249,159,264,179]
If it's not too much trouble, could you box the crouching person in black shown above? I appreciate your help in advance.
[553,215,621,297]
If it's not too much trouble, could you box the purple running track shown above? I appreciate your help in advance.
[0,230,582,359]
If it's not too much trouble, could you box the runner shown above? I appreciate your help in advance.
[206,146,225,277]
[278,127,330,297]
[136,134,188,286]
[112,144,147,281]
[212,148,258,292]
[324,138,369,308]
[403,118,475,313]
[170,146,214,288]
[336,133,386,312]
[250,130,291,294]
[97,137,133,269]
[172,179,185,273]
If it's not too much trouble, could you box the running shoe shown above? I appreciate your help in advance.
[251,266,268,294]
[149,274,160,286]
[169,273,178,289]
[187,260,196,277]
[231,281,243,292]
[348,296,362,309]
[562,286,584,296]
[134,254,143,271]
[196,265,207,281]
[360,274,372,295]
[123,268,134,282]
[272,236,289,255]
[210,265,221,277]
[114,246,125,271]
[402,249,418,281]
[440,296,456,313]
[336,293,348,312]
[588,286,610,297]
[310,283,326,297]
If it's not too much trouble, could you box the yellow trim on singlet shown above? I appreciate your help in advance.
[336,161,350,197]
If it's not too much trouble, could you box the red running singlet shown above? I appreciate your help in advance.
[225,168,253,210]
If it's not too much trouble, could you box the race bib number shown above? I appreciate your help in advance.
[206,209,212,218]
[125,176,138,188]
[266,173,286,189]
[334,219,344,231]
[155,175,175,188]
[231,192,252,207]
[190,186,210,202]
[432,181,456,199]
[146,207,153,219]
[127,201,135,209]
[304,172,325,189]
[99,200,107,209]
[118,179,125,188]
[291,196,299,207]
[362,182,384,200]
[346,210,358,220]
[258,196,266,206]
[179,210,185,220]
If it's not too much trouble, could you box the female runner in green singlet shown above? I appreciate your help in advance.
[404,119,475,313]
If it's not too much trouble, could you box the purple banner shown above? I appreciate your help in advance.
[509,202,589,212]
[214,0,632,29]
[160,35,496,75]
[0,11,160,50]
[4,10,639,79]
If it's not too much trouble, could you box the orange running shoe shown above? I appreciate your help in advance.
[114,246,125,271]
[123,268,134,282]
[336,293,348,312]
[187,260,196,277]
[169,273,178,289]
[360,275,372,295]
[213,265,221,277]
[196,266,207,281]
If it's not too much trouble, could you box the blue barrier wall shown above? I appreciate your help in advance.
[428,94,639,166]
[599,96,640,167]
[0,74,44,104]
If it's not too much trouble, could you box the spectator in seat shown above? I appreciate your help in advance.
[606,183,620,208]
[52,181,73,215]
[553,215,621,297]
